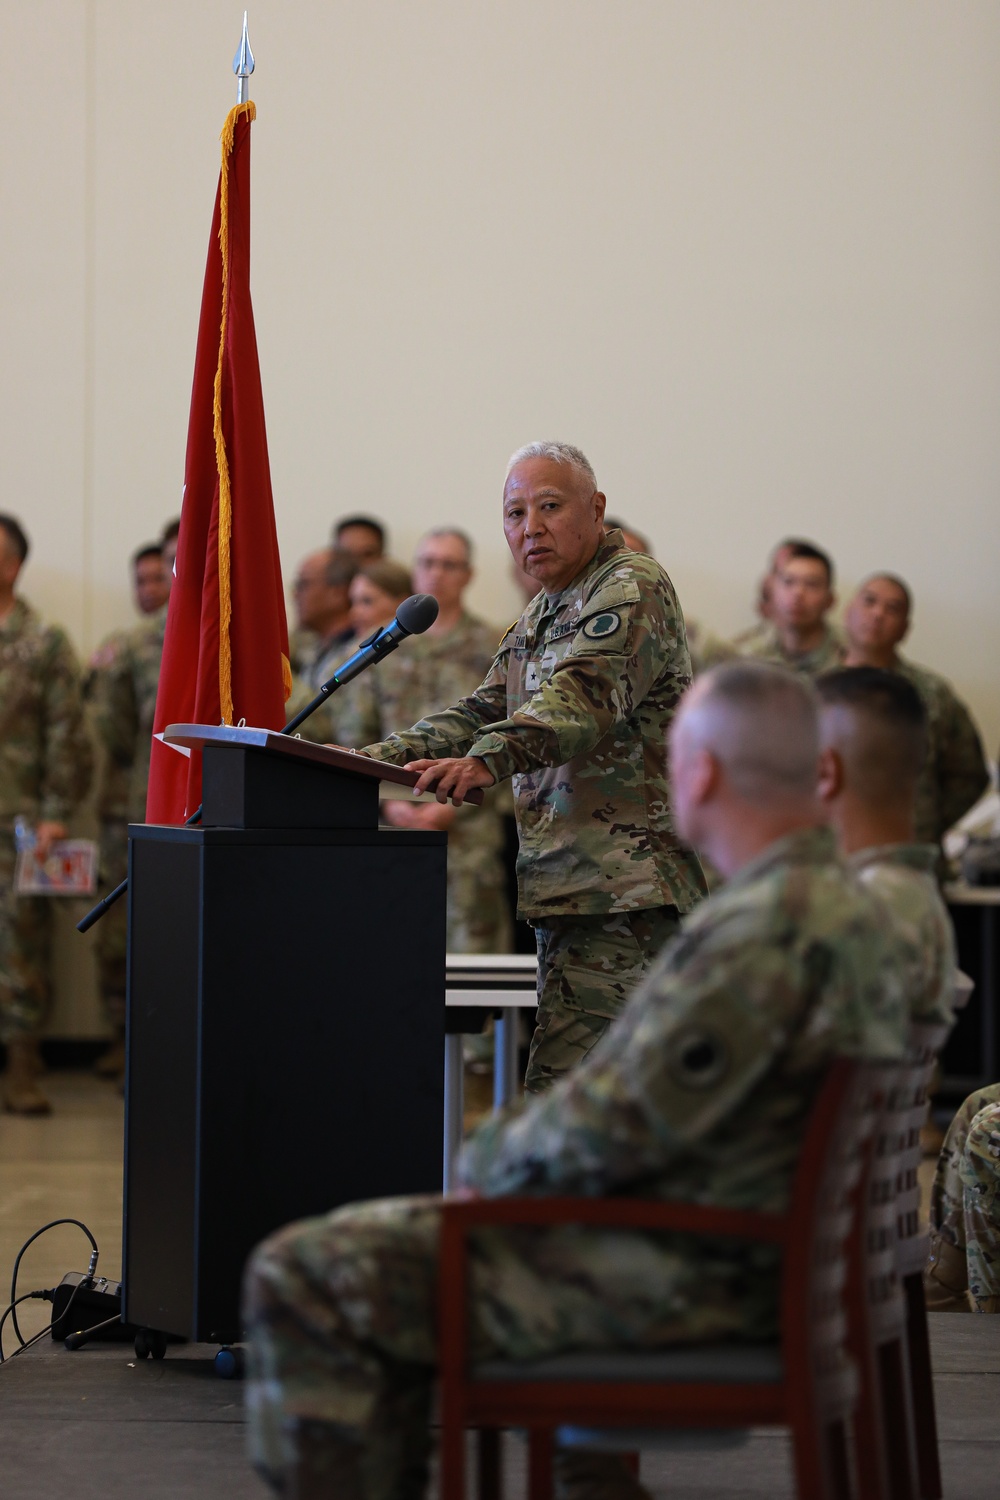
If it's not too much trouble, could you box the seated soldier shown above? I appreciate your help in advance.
[738,541,842,676]
[925,1086,1000,1312]
[840,572,989,854]
[243,663,908,1500]
[816,666,955,1025]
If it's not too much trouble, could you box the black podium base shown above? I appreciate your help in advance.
[122,823,446,1343]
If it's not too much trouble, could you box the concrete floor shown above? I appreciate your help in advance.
[0,1072,995,1500]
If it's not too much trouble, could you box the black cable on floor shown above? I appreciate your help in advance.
[8,1218,98,1346]
[0,1271,95,1365]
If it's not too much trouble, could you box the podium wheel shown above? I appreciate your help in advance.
[214,1346,245,1380]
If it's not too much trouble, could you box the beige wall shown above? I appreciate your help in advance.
[2,3,997,1030]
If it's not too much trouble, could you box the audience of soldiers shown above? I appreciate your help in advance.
[0,498,992,1116]
[0,453,998,1500]
[1,478,997,1373]
[0,514,92,1114]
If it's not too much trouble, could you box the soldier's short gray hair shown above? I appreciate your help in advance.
[418,527,474,564]
[505,442,598,493]
[683,662,820,801]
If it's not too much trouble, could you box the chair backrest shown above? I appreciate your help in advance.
[894,1018,955,1277]
[780,1060,886,1435]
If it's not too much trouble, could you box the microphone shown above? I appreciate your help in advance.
[281,594,439,734]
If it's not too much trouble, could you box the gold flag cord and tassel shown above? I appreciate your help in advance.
[213,100,256,725]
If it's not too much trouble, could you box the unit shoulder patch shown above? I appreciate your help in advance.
[582,611,622,640]
[665,1025,730,1090]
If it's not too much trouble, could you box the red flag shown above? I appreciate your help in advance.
[147,102,290,824]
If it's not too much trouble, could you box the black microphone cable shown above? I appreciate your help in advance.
[0,1218,99,1363]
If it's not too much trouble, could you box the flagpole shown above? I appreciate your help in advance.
[234,11,254,104]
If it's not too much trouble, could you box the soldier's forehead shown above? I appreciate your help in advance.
[503,461,585,499]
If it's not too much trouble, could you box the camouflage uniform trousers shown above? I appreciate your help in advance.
[928,1083,1000,1311]
[446,817,513,955]
[95,818,128,1030]
[0,827,51,1043]
[244,1193,778,1499]
[525,906,681,1093]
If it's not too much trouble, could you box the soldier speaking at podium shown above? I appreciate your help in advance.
[357,441,708,1091]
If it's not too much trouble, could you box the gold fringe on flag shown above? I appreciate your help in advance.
[213,100,256,725]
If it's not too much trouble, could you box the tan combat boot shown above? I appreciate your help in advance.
[3,1037,52,1115]
[924,1235,971,1312]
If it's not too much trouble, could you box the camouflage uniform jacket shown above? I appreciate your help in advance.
[459,827,907,1214]
[361,530,707,920]
[685,619,736,677]
[288,625,319,677]
[85,629,132,822]
[283,630,359,747]
[738,622,844,677]
[0,598,92,823]
[847,843,956,1025]
[892,657,989,844]
[89,606,165,824]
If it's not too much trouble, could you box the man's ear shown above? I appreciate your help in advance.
[691,746,720,806]
[592,490,607,525]
[817,746,843,804]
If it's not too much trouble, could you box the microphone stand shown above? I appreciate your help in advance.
[76,605,433,935]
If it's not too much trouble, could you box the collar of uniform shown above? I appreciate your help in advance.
[723,825,837,893]
[0,597,33,638]
[540,528,629,608]
[321,623,355,650]
[846,842,939,876]
[767,622,840,663]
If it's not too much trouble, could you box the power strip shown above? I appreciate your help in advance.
[49,1271,133,1342]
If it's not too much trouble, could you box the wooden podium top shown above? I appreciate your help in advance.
[163,724,484,804]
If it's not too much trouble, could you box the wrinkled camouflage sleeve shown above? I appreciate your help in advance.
[360,657,511,767]
[937,689,990,835]
[457,915,803,1196]
[466,576,684,783]
[41,630,93,820]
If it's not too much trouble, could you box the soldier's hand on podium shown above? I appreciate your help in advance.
[383,800,457,831]
[406,756,495,806]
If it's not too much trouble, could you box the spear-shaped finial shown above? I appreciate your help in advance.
[233,11,254,104]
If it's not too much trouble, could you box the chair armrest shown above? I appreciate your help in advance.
[438,1197,788,1384]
